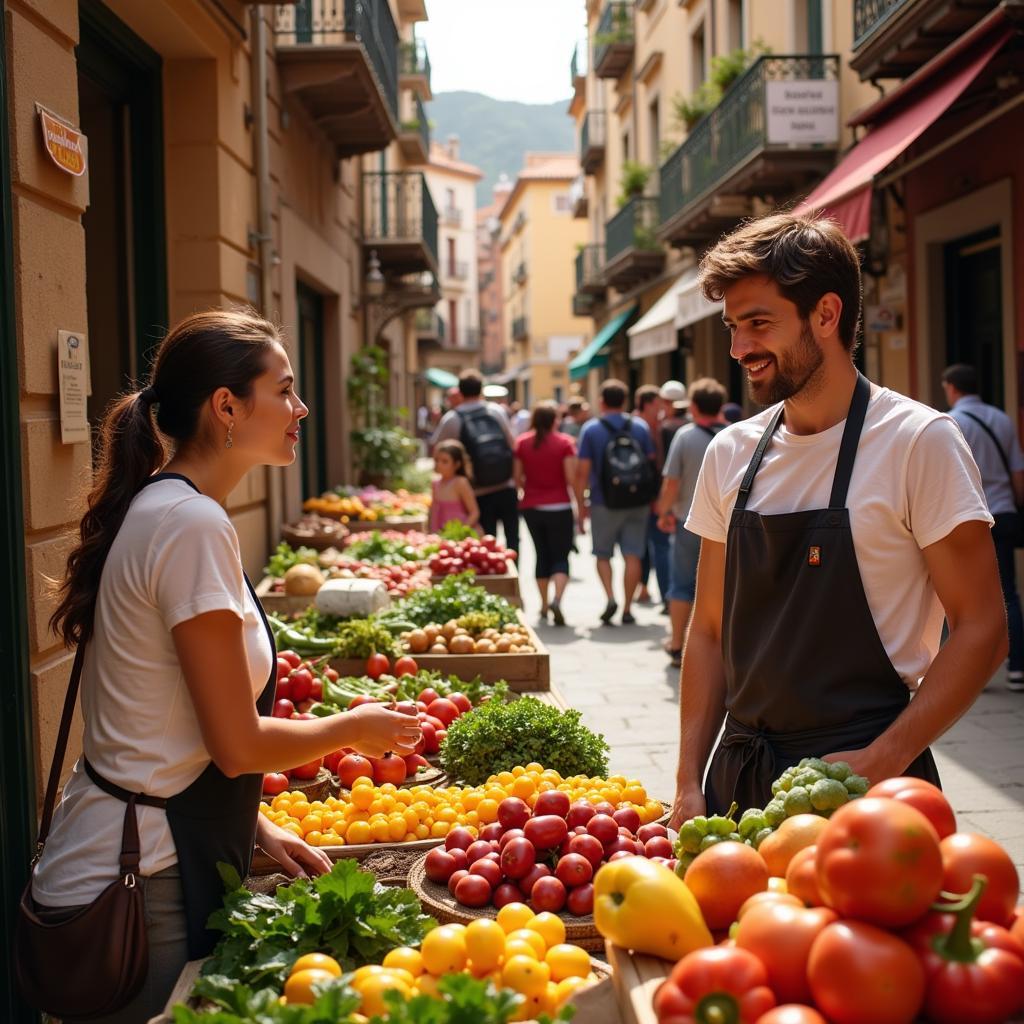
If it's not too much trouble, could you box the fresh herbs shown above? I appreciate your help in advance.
[266,542,320,579]
[382,573,518,630]
[441,698,610,786]
[283,609,399,659]
[201,861,435,992]
[345,532,428,566]
[438,521,478,542]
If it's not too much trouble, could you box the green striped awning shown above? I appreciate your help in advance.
[424,367,459,389]
[568,304,638,381]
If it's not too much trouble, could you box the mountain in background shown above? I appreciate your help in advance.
[426,91,575,203]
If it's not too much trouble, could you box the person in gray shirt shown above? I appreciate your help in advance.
[655,378,728,666]
[942,363,1024,690]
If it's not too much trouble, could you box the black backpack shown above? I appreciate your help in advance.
[599,416,659,509]
[457,406,514,488]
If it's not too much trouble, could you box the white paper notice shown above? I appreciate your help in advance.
[57,330,90,444]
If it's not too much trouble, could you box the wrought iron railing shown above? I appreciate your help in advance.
[402,92,430,154]
[442,205,462,227]
[581,111,606,161]
[401,37,431,89]
[512,316,528,340]
[606,196,660,264]
[362,171,438,266]
[275,0,399,122]
[415,309,443,337]
[575,244,605,289]
[659,55,840,229]
[853,0,911,48]
[593,2,633,71]
[445,260,469,281]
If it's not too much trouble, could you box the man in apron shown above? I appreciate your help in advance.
[670,214,1007,823]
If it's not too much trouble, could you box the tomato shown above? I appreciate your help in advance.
[493,882,524,908]
[534,790,571,818]
[403,753,429,775]
[392,655,418,678]
[447,691,472,714]
[425,847,458,884]
[816,797,943,927]
[365,652,390,679]
[322,749,344,775]
[444,826,474,852]
[336,753,372,788]
[287,668,313,703]
[455,873,492,907]
[308,677,322,701]
[276,656,293,680]
[447,869,469,896]
[290,757,322,781]
[555,853,594,888]
[645,836,674,859]
[497,797,531,831]
[612,807,642,833]
[568,833,604,869]
[262,772,289,796]
[500,828,527,849]
[418,720,439,754]
[567,881,595,916]
[785,846,822,906]
[735,901,836,1004]
[653,946,775,1024]
[501,837,537,880]
[756,1008,827,1024]
[520,863,552,896]
[273,698,295,718]
[566,802,597,829]
[279,650,302,670]
[275,678,291,701]
[1012,906,1024,946]
[372,753,407,786]
[525,815,569,851]
[466,839,495,865]
[347,694,378,709]
[807,921,925,1024]
[531,876,567,913]
[637,823,669,842]
[587,814,619,845]
[470,857,503,890]
[867,777,957,839]
[684,842,770,930]
[736,890,802,920]
[940,833,1020,926]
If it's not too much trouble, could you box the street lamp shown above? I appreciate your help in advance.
[365,249,385,300]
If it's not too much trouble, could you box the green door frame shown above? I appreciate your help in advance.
[0,6,40,1020]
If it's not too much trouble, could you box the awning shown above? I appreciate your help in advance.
[424,367,458,389]
[796,21,1013,241]
[568,304,638,381]
[628,273,691,360]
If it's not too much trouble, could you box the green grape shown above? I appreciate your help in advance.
[699,834,727,852]
[784,786,812,816]
[691,815,710,835]
[727,831,742,842]
[708,815,736,837]
[844,774,869,796]
[826,761,852,782]
[810,778,849,811]
[675,853,695,878]
[738,813,767,839]
[676,822,704,855]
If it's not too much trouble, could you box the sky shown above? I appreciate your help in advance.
[418,0,587,105]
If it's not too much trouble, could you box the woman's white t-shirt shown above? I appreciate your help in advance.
[33,478,274,906]
[686,386,992,688]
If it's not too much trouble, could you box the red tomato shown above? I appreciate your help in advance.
[392,656,418,678]
[534,790,571,819]
[524,815,569,850]
[568,833,605,869]
[637,823,669,843]
[322,749,344,775]
[262,772,289,796]
[337,753,373,788]
[365,652,390,679]
[654,947,775,1024]
[785,846,823,907]
[500,837,537,880]
[567,802,597,829]
[425,847,457,884]
[756,1008,828,1024]
[447,869,469,896]
[454,873,492,907]
[323,667,339,682]
[612,807,642,833]
[445,827,474,852]
[1012,906,1024,946]
[309,677,323,701]
[446,692,472,714]
[469,858,503,890]
[531,876,567,913]
[807,921,925,1024]
[418,720,439,754]
[276,656,293,680]
[735,901,837,1004]
[273,698,295,719]
[816,797,943,927]
[587,814,619,845]
[372,753,407,786]
[347,694,378,709]
[493,882,524,909]
[466,840,495,865]
[519,863,551,897]
[555,853,594,888]
[290,757,322,781]
[867,777,957,838]
[288,668,313,703]
[279,650,302,670]
[645,836,674,859]
[426,698,459,726]
[500,828,526,849]
[497,797,531,831]
[940,833,1020,926]
[567,881,595,916]
[275,678,291,701]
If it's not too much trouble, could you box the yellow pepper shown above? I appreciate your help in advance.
[593,856,712,960]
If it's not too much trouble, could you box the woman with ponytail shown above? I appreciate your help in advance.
[30,310,420,1023]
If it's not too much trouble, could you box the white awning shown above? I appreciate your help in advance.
[627,268,722,360]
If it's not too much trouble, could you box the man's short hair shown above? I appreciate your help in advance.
[458,369,483,398]
[941,364,978,395]
[699,213,862,351]
[634,384,661,412]
[688,377,727,416]
[601,379,627,409]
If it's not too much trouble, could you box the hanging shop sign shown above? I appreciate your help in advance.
[57,330,90,444]
[37,105,87,177]
[765,80,839,146]
[864,304,903,332]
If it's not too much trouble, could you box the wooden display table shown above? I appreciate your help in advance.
[431,560,521,606]
[345,515,428,534]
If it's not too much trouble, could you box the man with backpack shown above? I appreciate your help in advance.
[574,379,658,625]
[431,370,519,552]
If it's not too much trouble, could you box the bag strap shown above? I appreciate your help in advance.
[960,409,1014,484]
[600,416,631,438]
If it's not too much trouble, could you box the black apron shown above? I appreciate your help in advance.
[705,375,941,815]
[85,472,277,957]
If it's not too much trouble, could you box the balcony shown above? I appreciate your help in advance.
[362,171,438,275]
[514,262,528,285]
[570,174,588,218]
[593,2,634,79]
[573,293,597,317]
[580,111,606,175]
[442,205,462,227]
[443,260,469,283]
[850,0,998,81]
[575,244,606,296]
[659,55,840,248]
[398,92,430,163]
[400,38,431,100]
[458,327,481,350]
[513,210,527,233]
[604,196,664,290]
[415,309,444,341]
[512,316,529,341]
[274,0,399,158]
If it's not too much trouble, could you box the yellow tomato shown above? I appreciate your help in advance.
[282,822,303,838]
[347,820,372,845]
[304,830,323,847]
[290,801,311,820]
[476,799,499,824]
[511,765,526,777]
[553,975,589,1006]
[351,788,374,811]
[622,785,647,805]
[284,968,337,1005]
[414,823,430,840]
[496,902,535,934]
[502,954,550,996]
[430,821,450,838]
[527,912,565,950]
[506,928,546,958]
[403,808,419,832]
[371,819,391,843]
[388,815,407,841]
[416,973,441,997]
[545,944,590,982]
[355,972,411,1015]
[383,947,423,977]
[511,776,535,800]
[485,787,507,805]
[436,806,457,824]
[464,918,506,973]
[291,953,341,977]
[525,762,544,774]
[420,925,468,975]
[503,939,539,961]
[495,771,515,788]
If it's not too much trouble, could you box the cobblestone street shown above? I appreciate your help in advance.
[517,528,1024,876]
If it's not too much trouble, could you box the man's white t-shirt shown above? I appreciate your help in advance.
[686,386,992,688]
[33,478,273,906]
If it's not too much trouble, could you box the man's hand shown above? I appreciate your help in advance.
[256,815,333,878]
[657,512,676,534]
[669,784,706,830]
[576,506,589,534]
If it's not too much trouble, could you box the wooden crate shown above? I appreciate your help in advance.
[256,575,320,617]
[345,515,428,534]
[430,561,521,606]
[605,941,671,1024]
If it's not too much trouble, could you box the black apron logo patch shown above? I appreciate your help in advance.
[808,546,821,566]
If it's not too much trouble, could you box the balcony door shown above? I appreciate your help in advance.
[297,283,327,497]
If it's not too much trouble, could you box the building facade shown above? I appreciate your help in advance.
[568,0,877,403]
[497,154,591,406]
[477,175,513,376]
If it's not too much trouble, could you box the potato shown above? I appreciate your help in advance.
[429,642,448,654]
[509,644,520,654]
[407,629,429,654]
[441,620,459,640]
[449,634,475,655]
[495,638,512,653]
[283,563,324,596]
[424,625,440,644]
[474,639,495,654]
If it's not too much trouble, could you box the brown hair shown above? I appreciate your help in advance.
[600,379,628,409]
[435,439,470,477]
[687,377,727,416]
[634,384,661,413]
[941,363,978,395]
[530,402,558,447]
[699,213,862,350]
[51,308,281,646]
[458,369,483,398]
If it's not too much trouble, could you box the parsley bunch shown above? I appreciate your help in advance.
[441,698,610,786]
[382,573,518,629]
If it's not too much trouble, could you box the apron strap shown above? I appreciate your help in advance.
[735,405,784,511]
[828,374,872,510]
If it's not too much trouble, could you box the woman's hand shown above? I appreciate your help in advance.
[256,815,332,878]
[347,702,422,758]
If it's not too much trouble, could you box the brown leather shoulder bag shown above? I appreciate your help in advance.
[14,644,153,1019]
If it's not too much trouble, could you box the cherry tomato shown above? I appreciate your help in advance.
[867,777,957,838]
[392,656,418,678]
[756,1008,828,1024]
[262,772,289,796]
[365,652,390,679]
[530,876,567,913]
[524,815,569,851]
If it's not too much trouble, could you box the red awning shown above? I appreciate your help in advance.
[796,22,1013,241]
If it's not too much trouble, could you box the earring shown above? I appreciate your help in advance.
[226,423,234,449]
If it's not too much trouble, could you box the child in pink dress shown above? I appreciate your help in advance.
[429,440,480,532]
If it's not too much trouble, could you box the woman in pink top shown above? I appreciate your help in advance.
[429,440,480,532]
[514,403,577,625]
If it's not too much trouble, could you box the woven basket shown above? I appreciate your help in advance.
[250,836,443,876]
[264,767,332,804]
[408,856,604,952]
[281,516,349,551]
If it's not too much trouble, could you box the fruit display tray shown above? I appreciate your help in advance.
[248,836,444,877]
[429,561,521,606]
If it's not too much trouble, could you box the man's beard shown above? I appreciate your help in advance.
[746,320,824,406]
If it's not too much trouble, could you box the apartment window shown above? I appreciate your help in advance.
[728,0,745,50]
[447,237,456,277]
[553,193,571,212]
[648,97,660,168]
[691,22,706,89]
[448,298,458,344]
[445,187,455,208]
[622,130,630,162]
[795,0,823,54]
